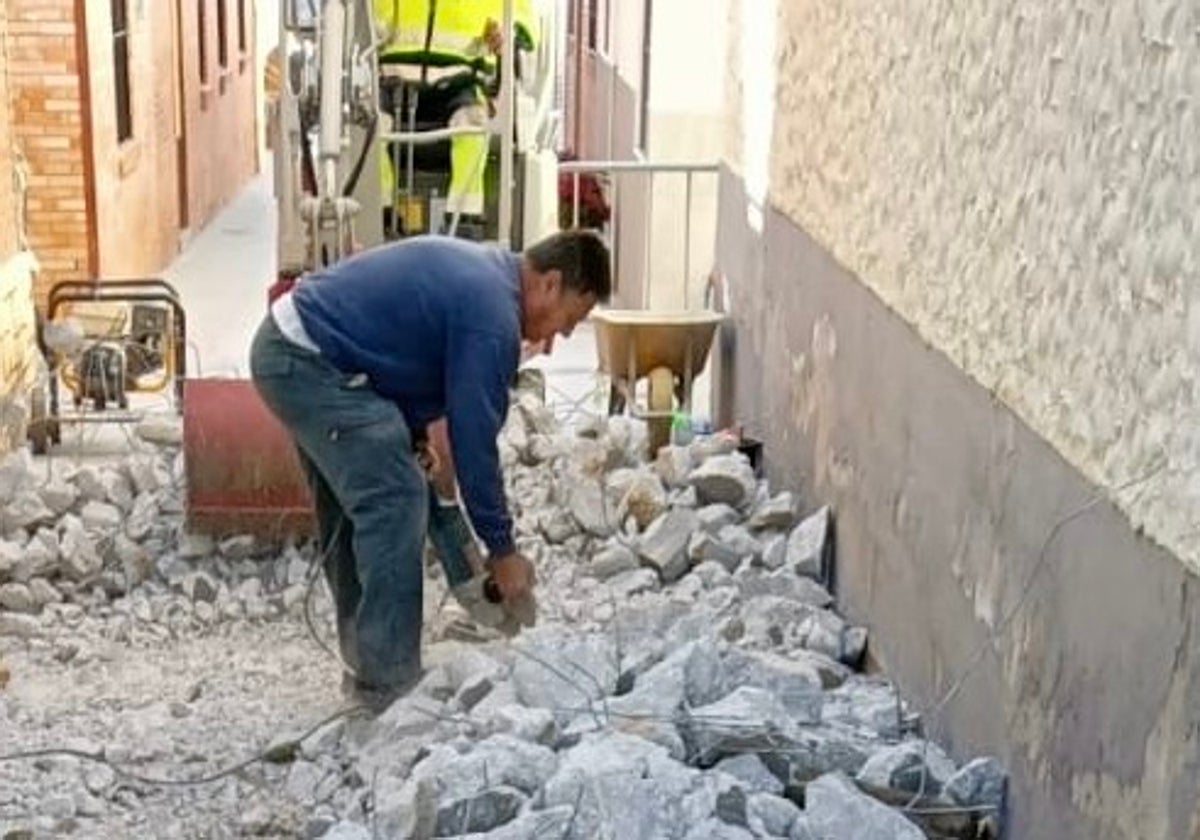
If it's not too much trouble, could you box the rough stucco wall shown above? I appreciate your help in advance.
[738,1,1200,570]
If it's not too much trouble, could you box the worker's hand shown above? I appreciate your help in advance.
[482,19,504,54]
[490,552,535,604]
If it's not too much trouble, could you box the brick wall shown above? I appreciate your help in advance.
[0,0,41,457]
[7,0,91,304]
[180,0,259,233]
[0,0,19,257]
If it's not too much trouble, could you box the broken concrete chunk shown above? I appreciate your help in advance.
[37,480,79,517]
[824,677,907,741]
[735,568,834,608]
[371,777,438,840]
[618,470,668,531]
[3,492,56,532]
[0,582,37,613]
[182,572,220,604]
[943,756,1007,810]
[482,704,557,745]
[412,734,559,800]
[70,466,107,504]
[135,414,183,446]
[747,792,803,837]
[541,732,697,840]
[691,560,734,590]
[538,507,580,543]
[125,494,159,542]
[697,504,740,534]
[670,486,699,509]
[0,539,22,579]
[856,739,957,795]
[682,819,756,840]
[688,434,739,466]
[112,534,154,587]
[80,501,123,532]
[718,648,824,723]
[177,532,215,560]
[760,534,787,570]
[688,532,741,573]
[126,456,168,495]
[99,469,135,511]
[29,578,62,607]
[605,567,660,600]
[713,755,785,796]
[749,492,799,530]
[565,476,616,537]
[435,785,526,836]
[512,629,619,712]
[0,449,36,499]
[453,807,575,840]
[58,515,102,581]
[638,508,699,583]
[218,535,257,560]
[0,612,42,638]
[716,524,762,562]
[587,543,639,580]
[317,822,371,840]
[655,445,693,488]
[786,506,829,580]
[740,595,819,649]
[689,454,757,509]
[806,771,924,840]
[686,687,801,762]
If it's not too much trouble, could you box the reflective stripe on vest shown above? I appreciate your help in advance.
[373,0,539,65]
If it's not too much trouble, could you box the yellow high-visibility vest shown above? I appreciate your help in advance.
[374,0,539,67]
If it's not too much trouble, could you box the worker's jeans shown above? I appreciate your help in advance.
[249,314,428,692]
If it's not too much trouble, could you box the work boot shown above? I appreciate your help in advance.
[340,670,421,715]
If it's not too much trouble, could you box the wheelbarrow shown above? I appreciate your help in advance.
[591,309,725,454]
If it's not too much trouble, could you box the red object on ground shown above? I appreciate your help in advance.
[183,378,313,537]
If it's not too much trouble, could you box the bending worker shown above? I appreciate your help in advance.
[375,0,539,237]
[249,230,611,708]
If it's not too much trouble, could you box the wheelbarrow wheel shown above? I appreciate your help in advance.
[647,366,675,455]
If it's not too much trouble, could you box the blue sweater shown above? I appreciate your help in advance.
[292,237,521,558]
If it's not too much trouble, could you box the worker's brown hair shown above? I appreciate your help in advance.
[524,229,612,303]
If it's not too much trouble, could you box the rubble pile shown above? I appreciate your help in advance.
[0,395,1006,838]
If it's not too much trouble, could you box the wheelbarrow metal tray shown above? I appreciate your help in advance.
[591,309,724,382]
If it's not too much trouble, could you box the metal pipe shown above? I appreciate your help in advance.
[377,124,494,144]
[498,0,516,247]
[642,172,653,309]
[572,171,581,228]
[318,0,347,197]
[559,160,718,173]
[684,170,692,309]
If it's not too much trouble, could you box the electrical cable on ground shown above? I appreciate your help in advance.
[0,704,368,787]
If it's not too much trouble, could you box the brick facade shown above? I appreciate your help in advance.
[6,0,88,304]
[0,0,258,455]
[0,0,40,457]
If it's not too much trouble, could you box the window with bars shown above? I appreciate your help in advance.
[112,0,132,142]
[237,0,247,56]
[198,0,209,85]
[217,0,229,69]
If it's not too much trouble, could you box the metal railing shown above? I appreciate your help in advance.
[558,160,719,310]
